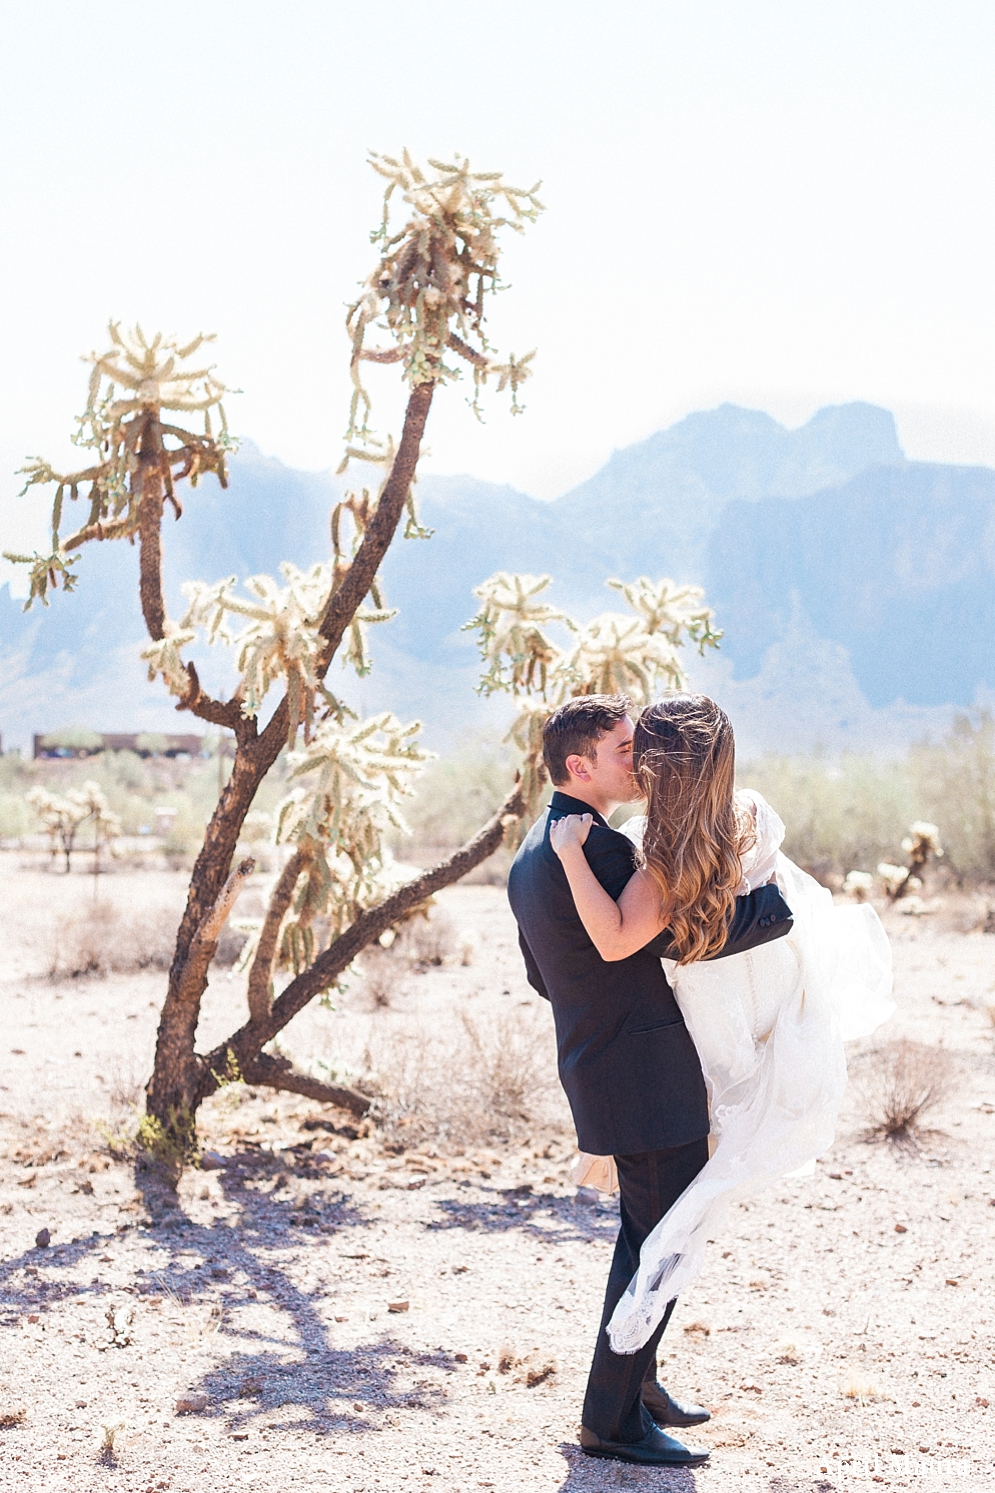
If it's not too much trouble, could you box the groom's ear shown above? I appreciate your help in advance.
[564,753,593,783]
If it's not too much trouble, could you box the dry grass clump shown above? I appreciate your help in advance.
[403,910,459,968]
[368,1007,558,1151]
[842,1375,888,1402]
[855,1038,956,1144]
[356,910,467,1009]
[42,891,247,980]
[360,946,402,1009]
[99,1420,125,1457]
[46,900,182,979]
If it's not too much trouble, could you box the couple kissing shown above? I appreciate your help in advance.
[507,692,894,1467]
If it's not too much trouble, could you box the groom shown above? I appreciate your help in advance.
[508,695,793,1467]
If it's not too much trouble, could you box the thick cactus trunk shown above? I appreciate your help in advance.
[145,380,445,1149]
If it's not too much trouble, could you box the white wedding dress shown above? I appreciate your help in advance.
[601,789,894,1355]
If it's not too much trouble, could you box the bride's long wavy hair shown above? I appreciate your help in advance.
[633,694,754,964]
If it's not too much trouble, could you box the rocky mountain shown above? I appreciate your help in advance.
[1,402,992,756]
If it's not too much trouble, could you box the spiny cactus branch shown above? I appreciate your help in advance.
[198,778,525,1105]
[317,380,435,670]
[247,847,310,1023]
[239,1052,371,1117]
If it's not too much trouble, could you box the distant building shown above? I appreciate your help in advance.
[33,732,208,760]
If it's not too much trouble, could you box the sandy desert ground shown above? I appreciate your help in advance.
[0,865,993,1493]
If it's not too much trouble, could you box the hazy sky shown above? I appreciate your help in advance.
[2,0,993,573]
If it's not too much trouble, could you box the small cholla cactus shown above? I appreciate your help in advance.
[842,870,874,901]
[901,822,943,876]
[26,781,121,874]
[877,862,916,899]
[879,820,943,902]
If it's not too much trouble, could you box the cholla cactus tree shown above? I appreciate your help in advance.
[6,152,546,1161]
[8,152,723,1168]
[842,869,875,902]
[7,324,231,628]
[466,572,722,821]
[878,821,944,902]
[27,785,92,872]
[26,781,121,874]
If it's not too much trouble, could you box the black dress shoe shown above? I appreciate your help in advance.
[642,1379,712,1427]
[580,1424,710,1466]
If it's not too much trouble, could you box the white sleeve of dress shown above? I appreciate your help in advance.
[617,813,647,850]
[736,789,786,892]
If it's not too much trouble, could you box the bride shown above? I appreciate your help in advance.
[549,693,894,1354]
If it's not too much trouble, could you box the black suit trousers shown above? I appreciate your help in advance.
[581,1137,710,1443]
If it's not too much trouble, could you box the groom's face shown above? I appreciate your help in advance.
[566,716,640,811]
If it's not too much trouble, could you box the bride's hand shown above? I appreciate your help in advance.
[550,813,594,857]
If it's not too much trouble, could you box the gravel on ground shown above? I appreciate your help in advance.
[1,869,993,1491]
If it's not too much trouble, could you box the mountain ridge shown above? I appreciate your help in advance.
[1,401,991,755]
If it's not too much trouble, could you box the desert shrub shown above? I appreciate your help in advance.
[403,735,519,851]
[403,910,459,967]
[842,1375,887,1403]
[853,1038,956,1144]
[47,901,181,978]
[368,1007,559,1151]
[740,753,916,879]
[911,711,995,880]
[359,944,404,1009]
[0,792,33,838]
[460,1011,546,1125]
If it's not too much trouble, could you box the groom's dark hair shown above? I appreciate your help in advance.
[542,694,632,785]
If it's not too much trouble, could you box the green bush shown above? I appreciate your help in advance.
[911,711,995,880]
[403,735,522,850]
[743,711,995,883]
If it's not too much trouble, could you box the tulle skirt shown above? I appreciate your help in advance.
[606,855,894,1354]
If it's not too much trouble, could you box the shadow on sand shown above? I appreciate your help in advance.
[126,1139,465,1432]
[427,1183,620,1243]
[554,1441,703,1491]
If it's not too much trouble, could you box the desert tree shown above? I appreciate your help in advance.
[27,781,121,875]
[7,152,720,1164]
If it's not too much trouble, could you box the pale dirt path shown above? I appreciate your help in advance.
[0,867,993,1491]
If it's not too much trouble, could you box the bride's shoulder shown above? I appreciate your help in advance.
[736,788,785,849]
[736,787,779,820]
[617,813,647,847]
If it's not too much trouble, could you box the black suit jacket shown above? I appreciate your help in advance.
[507,791,793,1156]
